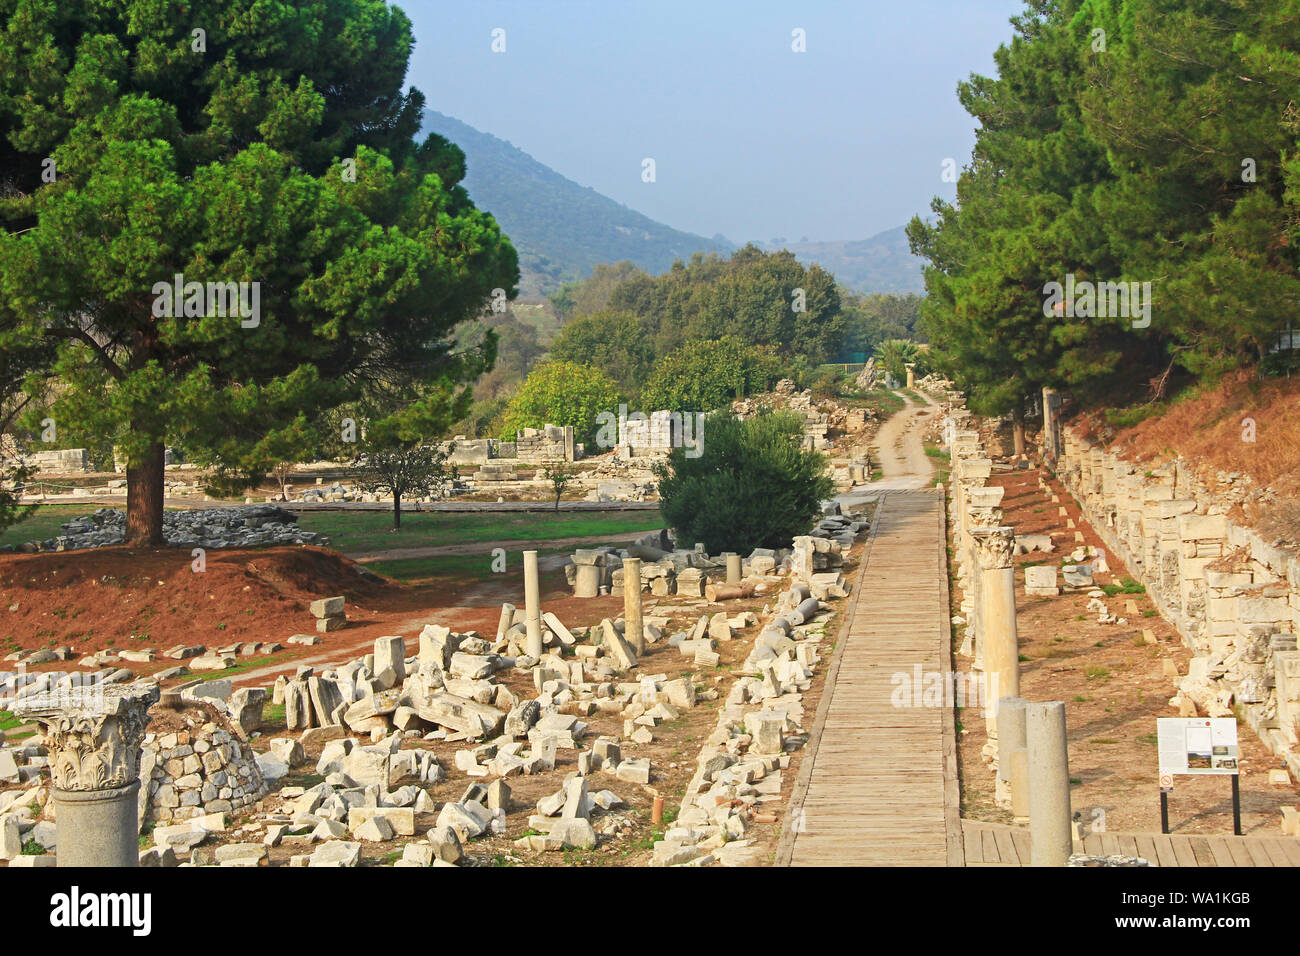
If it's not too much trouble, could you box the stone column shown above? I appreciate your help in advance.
[1041,387,1060,462]
[14,682,160,867]
[523,549,543,657]
[725,554,742,585]
[622,557,644,655]
[573,564,601,598]
[971,527,1020,752]
[905,364,916,389]
[966,486,1004,670]
[1026,701,1072,866]
[995,696,1028,815]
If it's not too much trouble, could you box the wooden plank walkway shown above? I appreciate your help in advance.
[782,490,961,865]
[964,820,1300,866]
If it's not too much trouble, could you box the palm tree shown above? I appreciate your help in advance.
[873,339,919,385]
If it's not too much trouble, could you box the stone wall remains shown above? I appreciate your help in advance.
[1050,423,1300,776]
[139,706,269,826]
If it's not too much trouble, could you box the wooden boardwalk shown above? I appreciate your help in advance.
[965,820,1300,867]
[780,490,962,866]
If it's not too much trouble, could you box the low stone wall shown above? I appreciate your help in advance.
[439,439,495,466]
[1050,424,1300,775]
[515,426,576,462]
[139,707,269,826]
[20,448,91,474]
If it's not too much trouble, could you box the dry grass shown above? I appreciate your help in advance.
[1257,499,1300,548]
[1094,370,1300,495]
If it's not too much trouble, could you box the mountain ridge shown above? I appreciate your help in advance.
[421,110,732,297]
[421,110,926,298]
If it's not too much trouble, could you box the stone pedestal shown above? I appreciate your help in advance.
[995,696,1027,810]
[523,550,543,657]
[14,682,159,867]
[573,564,600,599]
[1026,701,1072,866]
[971,527,1020,752]
[622,557,644,654]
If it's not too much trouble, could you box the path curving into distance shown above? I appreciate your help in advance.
[779,393,962,866]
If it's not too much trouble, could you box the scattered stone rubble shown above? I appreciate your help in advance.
[5,504,326,554]
[565,508,862,601]
[1,499,866,867]
[652,584,831,867]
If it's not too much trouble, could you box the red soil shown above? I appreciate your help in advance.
[0,545,386,653]
[1074,369,1300,497]
[0,544,628,689]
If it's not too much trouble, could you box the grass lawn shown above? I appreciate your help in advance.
[842,388,906,416]
[0,504,664,555]
[366,547,572,582]
[296,509,662,554]
[0,505,99,548]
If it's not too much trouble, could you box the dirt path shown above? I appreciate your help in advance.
[838,391,942,508]
[875,390,940,484]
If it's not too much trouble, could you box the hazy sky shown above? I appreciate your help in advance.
[402,0,1024,244]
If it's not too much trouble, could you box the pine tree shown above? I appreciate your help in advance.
[0,0,518,545]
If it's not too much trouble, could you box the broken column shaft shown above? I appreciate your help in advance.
[622,556,644,654]
[1026,700,1072,866]
[523,549,543,657]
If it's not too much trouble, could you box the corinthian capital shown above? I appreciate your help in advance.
[14,682,159,792]
[970,526,1016,571]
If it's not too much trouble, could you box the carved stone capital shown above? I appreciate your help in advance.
[970,526,1016,571]
[13,683,159,792]
[968,505,1004,528]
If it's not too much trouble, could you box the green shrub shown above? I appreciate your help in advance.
[641,336,782,412]
[810,369,844,401]
[497,361,620,446]
[654,409,832,553]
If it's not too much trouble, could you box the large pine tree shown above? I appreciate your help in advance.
[0,0,517,544]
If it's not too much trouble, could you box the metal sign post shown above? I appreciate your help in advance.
[1156,717,1241,835]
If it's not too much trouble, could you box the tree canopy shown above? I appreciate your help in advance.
[640,336,783,413]
[654,410,833,553]
[0,0,517,544]
[496,360,620,447]
[908,0,1300,421]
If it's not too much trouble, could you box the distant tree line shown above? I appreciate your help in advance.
[454,245,930,439]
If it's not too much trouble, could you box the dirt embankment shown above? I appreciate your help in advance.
[0,546,393,657]
[0,542,635,689]
[1080,369,1300,500]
